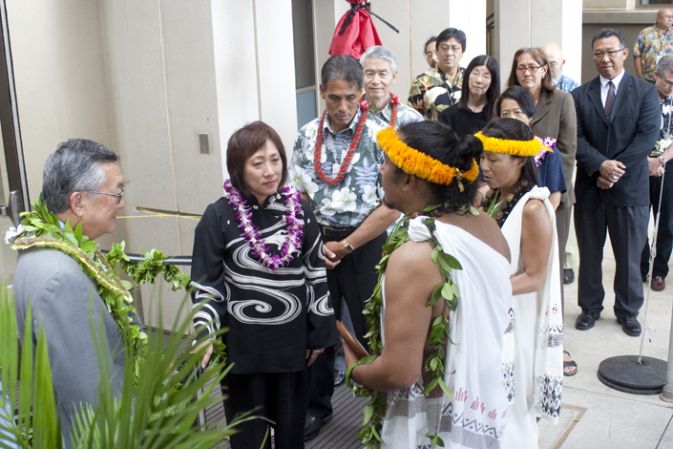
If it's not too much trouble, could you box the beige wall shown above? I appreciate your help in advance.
[6,0,116,215]
[5,0,297,329]
[495,0,583,88]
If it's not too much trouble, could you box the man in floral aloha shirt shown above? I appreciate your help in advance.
[289,54,399,442]
[407,27,466,120]
[634,8,673,83]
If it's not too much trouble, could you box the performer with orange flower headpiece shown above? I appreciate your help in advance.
[343,121,514,449]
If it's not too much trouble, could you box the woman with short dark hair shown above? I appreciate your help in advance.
[191,121,336,449]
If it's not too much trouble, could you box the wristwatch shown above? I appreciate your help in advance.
[340,240,354,253]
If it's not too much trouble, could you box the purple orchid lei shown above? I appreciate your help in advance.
[223,179,304,270]
[534,137,557,167]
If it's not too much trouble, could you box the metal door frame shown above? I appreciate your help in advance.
[0,0,29,224]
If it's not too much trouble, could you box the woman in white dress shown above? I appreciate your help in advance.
[475,118,563,449]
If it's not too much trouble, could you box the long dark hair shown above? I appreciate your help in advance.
[458,55,500,118]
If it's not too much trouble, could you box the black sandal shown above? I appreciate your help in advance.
[563,350,578,376]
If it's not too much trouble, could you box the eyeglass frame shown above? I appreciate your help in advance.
[437,43,463,54]
[515,64,543,73]
[592,48,625,60]
[84,185,125,203]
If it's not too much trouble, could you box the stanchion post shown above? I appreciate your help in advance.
[661,299,673,402]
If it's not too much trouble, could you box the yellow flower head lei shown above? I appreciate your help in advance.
[473,131,551,157]
[376,127,479,186]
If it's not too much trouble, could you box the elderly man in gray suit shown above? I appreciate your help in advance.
[13,139,127,446]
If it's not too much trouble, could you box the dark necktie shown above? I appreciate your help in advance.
[604,80,616,118]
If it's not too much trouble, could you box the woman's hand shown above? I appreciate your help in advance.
[193,340,214,370]
[306,348,325,367]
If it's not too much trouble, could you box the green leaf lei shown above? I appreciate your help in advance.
[345,205,466,449]
[8,198,191,382]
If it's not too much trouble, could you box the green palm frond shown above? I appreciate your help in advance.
[0,285,246,449]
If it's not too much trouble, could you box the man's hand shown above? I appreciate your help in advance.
[599,159,626,183]
[306,348,325,367]
[323,241,350,268]
[648,156,665,177]
[599,159,626,187]
[596,175,615,190]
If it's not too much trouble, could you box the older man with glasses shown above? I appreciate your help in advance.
[572,28,660,338]
[12,139,129,447]
[408,27,466,120]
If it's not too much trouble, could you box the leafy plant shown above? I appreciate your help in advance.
[0,286,247,449]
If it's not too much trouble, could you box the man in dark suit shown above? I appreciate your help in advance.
[572,28,660,337]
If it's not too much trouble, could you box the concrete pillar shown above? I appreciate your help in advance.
[494,0,583,87]
[211,0,298,169]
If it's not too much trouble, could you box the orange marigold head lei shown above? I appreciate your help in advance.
[376,127,479,186]
[473,131,551,157]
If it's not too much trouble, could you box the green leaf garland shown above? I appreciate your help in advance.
[346,206,464,449]
[8,198,192,384]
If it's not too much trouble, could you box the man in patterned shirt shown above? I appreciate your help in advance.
[408,27,466,120]
[289,54,399,441]
[360,45,423,128]
[641,55,673,292]
[634,8,673,83]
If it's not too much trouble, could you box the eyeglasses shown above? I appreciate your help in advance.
[592,48,624,60]
[437,44,462,53]
[516,64,542,73]
[85,186,125,203]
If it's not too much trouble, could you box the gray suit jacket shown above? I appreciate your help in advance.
[530,88,578,207]
[13,249,125,445]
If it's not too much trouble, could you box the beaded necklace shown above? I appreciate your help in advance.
[313,102,369,185]
[223,180,304,270]
[486,182,532,227]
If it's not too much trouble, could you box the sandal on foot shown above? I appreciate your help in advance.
[563,350,577,377]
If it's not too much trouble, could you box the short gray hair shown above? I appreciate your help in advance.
[656,55,673,77]
[360,45,397,72]
[42,139,119,214]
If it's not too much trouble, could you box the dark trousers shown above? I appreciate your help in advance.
[575,203,648,318]
[306,230,386,419]
[640,169,673,279]
[222,371,307,449]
